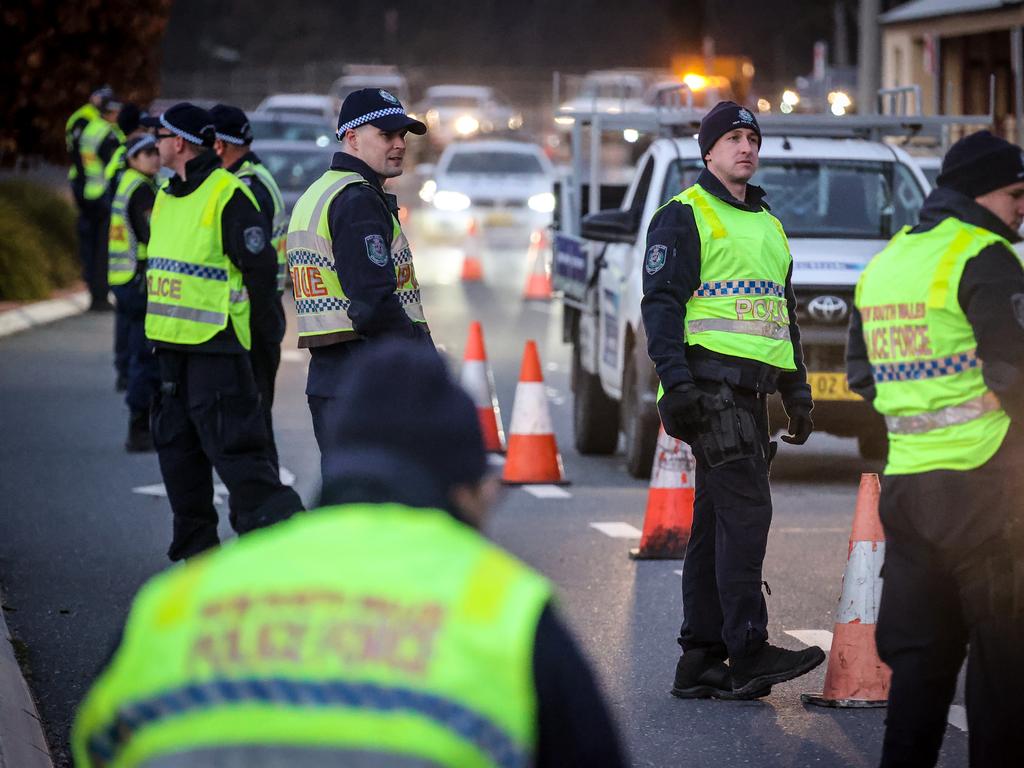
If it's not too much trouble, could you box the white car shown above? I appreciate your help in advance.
[556,71,650,130]
[417,140,555,239]
[331,71,410,105]
[254,94,340,125]
[417,85,520,147]
[911,153,942,187]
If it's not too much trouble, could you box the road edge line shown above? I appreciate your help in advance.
[0,291,90,339]
[0,604,54,767]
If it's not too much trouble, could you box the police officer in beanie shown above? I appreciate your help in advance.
[847,130,1024,767]
[140,103,303,561]
[641,101,824,700]
[211,103,289,472]
[287,88,433,472]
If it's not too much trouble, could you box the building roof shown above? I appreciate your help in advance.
[881,0,1021,24]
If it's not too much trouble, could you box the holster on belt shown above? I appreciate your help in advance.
[697,383,760,467]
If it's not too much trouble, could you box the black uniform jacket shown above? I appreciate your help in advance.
[152,149,283,354]
[125,179,155,247]
[846,186,1024,423]
[227,150,275,235]
[301,152,429,349]
[641,168,811,408]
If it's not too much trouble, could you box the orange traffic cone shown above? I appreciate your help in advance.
[502,340,568,485]
[522,229,552,300]
[460,321,506,453]
[802,473,891,708]
[630,425,695,559]
[461,218,484,281]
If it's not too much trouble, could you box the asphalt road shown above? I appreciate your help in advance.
[0,213,968,767]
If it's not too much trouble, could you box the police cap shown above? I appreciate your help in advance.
[141,102,216,147]
[209,104,254,146]
[336,88,427,140]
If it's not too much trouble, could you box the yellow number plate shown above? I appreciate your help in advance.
[808,372,861,402]
[485,211,515,226]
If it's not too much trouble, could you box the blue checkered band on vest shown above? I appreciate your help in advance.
[693,279,785,298]
[872,349,979,383]
[295,296,351,314]
[148,257,228,282]
[288,248,334,271]
[161,114,211,146]
[336,107,406,137]
[86,677,527,768]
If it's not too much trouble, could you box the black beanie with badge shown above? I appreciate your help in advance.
[935,130,1024,198]
[698,101,762,162]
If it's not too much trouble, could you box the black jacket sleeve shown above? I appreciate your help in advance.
[533,604,627,767]
[98,132,120,166]
[127,184,155,245]
[640,201,702,392]
[327,187,422,339]
[845,306,876,402]
[241,175,276,235]
[777,263,812,408]
[958,243,1024,422]
[221,189,285,346]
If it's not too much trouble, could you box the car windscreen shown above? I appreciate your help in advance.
[250,118,328,142]
[261,106,325,119]
[661,158,925,239]
[445,151,545,175]
[431,96,484,108]
[257,149,331,192]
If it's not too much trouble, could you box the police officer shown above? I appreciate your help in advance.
[847,130,1024,767]
[641,101,824,700]
[140,102,303,561]
[107,134,161,451]
[72,340,627,768]
[287,88,432,471]
[211,103,288,471]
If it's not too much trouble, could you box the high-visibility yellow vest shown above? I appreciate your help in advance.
[671,183,796,371]
[66,103,100,182]
[855,216,1012,474]
[235,160,288,293]
[145,169,256,350]
[71,502,551,768]
[287,170,426,341]
[108,169,157,286]
[79,119,125,201]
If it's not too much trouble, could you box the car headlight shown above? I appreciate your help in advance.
[454,115,480,136]
[528,192,555,213]
[433,190,471,211]
[419,179,437,203]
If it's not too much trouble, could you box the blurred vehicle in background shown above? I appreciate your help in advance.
[331,64,410,105]
[911,153,942,186]
[555,70,649,130]
[417,85,522,148]
[250,139,336,213]
[416,139,555,240]
[254,93,341,124]
[249,112,333,145]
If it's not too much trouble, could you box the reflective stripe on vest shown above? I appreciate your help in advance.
[855,216,1012,474]
[80,120,124,200]
[287,170,427,339]
[108,169,156,286]
[66,103,100,181]
[236,161,288,293]
[145,169,255,349]
[669,184,796,370]
[71,503,549,768]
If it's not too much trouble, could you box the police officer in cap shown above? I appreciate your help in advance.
[287,88,432,471]
[140,102,303,561]
[211,103,288,472]
[641,101,823,700]
[848,130,1024,766]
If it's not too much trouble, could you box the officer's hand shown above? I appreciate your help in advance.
[781,403,813,445]
[658,384,706,441]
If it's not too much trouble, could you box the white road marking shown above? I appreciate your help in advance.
[522,485,572,499]
[487,454,507,467]
[280,350,305,363]
[948,704,968,732]
[673,569,683,576]
[785,629,834,652]
[545,362,559,372]
[133,467,295,506]
[774,527,849,533]
[590,522,642,538]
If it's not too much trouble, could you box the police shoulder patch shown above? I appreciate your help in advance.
[365,234,388,266]
[645,244,668,275]
[244,226,266,254]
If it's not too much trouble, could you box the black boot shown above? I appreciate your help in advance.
[730,643,825,699]
[125,410,153,452]
[672,649,770,700]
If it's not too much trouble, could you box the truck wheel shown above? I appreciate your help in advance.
[622,357,659,479]
[572,345,619,455]
[857,430,889,462]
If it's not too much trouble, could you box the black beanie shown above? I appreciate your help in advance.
[117,103,142,135]
[698,101,762,161]
[936,130,1024,198]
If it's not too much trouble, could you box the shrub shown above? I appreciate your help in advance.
[0,181,81,300]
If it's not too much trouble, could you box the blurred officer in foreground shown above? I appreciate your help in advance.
[107,135,161,451]
[211,103,288,471]
[140,102,303,561]
[287,88,432,473]
[641,101,823,700]
[848,130,1024,767]
[72,340,627,768]
[75,88,124,311]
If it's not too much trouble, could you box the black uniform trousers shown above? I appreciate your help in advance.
[876,431,1024,768]
[249,337,281,473]
[152,349,304,561]
[679,380,775,660]
[306,340,367,477]
[111,281,158,413]
[75,197,110,306]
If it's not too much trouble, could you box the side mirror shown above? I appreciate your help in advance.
[581,208,638,244]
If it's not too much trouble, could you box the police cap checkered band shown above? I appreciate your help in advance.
[126,134,157,157]
[336,88,427,138]
[161,114,212,146]
[336,107,406,137]
[209,104,253,145]
[141,102,216,146]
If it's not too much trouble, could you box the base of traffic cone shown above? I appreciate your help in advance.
[461,256,483,281]
[800,693,887,708]
[501,435,569,485]
[629,488,694,559]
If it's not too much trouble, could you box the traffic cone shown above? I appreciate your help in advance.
[522,229,552,300]
[802,473,891,708]
[629,425,695,559]
[460,321,505,453]
[502,340,568,485]
[461,218,484,282]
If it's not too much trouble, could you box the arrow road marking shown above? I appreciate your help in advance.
[785,629,834,652]
[589,522,642,538]
[133,467,296,506]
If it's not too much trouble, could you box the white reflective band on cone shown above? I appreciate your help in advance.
[508,382,553,435]
[835,540,885,624]
[650,430,696,490]
[460,360,492,409]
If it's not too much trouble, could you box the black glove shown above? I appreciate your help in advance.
[781,402,813,445]
[658,384,706,441]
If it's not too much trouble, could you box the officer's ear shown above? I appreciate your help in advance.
[213,138,226,158]
[342,128,358,152]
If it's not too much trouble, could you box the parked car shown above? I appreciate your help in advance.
[249,113,333,145]
[254,93,341,125]
[331,68,410,105]
[911,153,942,187]
[416,85,521,148]
[250,140,336,214]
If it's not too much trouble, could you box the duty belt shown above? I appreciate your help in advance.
[885,391,1001,435]
[687,318,790,341]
